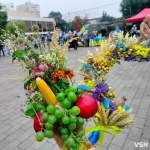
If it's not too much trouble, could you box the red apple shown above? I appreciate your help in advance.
[75,94,98,119]
[34,112,57,132]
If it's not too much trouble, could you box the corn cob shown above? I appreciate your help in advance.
[36,77,57,105]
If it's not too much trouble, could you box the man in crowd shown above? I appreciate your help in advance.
[100,26,107,37]
[47,32,51,50]
[89,29,95,47]
[41,35,45,48]
[0,39,5,57]
[131,25,137,36]
[140,15,150,39]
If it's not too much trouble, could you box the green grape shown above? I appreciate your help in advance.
[64,89,69,93]
[61,134,69,140]
[28,103,36,111]
[40,110,45,115]
[42,112,48,122]
[77,146,84,150]
[30,112,36,118]
[46,105,55,114]
[64,140,70,148]
[44,129,54,138]
[69,86,78,93]
[65,137,75,147]
[77,130,84,138]
[67,92,77,103]
[36,102,46,111]
[56,93,65,101]
[68,123,76,131]
[61,127,68,135]
[71,106,80,116]
[76,136,82,141]
[45,122,54,130]
[71,142,78,149]
[54,109,64,118]
[62,99,71,108]
[24,109,30,116]
[36,131,45,142]
[48,115,57,124]
[69,115,77,123]
[62,115,70,124]
[77,117,85,126]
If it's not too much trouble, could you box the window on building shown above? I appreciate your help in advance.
[47,22,53,32]
[26,21,32,32]
[37,21,42,32]
[42,22,46,32]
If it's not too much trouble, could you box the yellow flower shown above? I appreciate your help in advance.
[87,80,95,89]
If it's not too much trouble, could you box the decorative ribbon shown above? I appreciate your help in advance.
[80,63,97,73]
[85,113,121,147]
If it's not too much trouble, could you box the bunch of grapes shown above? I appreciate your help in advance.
[56,86,80,109]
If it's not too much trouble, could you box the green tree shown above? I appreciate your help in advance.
[0,5,8,39]
[98,11,122,23]
[6,21,27,35]
[120,0,150,19]
[48,11,69,32]
[72,16,87,31]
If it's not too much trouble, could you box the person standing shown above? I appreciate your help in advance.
[131,25,137,36]
[0,40,5,57]
[67,31,73,41]
[47,32,51,51]
[140,15,150,39]
[59,33,63,46]
[89,30,95,47]
[93,29,97,37]
[41,35,45,48]
[83,30,89,47]
[5,37,11,56]
[100,26,107,37]
[74,33,78,50]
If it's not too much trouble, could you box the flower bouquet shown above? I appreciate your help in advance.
[6,21,150,149]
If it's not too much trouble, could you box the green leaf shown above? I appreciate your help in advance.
[32,53,40,57]
[24,78,31,89]
[28,47,31,51]
[60,82,65,89]
[12,50,27,60]
[29,70,31,75]
[76,91,82,98]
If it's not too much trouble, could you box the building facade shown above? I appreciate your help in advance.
[16,2,40,17]
[0,3,14,11]
[8,16,55,35]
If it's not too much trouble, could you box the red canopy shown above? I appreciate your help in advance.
[125,8,150,22]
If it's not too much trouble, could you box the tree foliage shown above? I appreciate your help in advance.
[120,0,150,19]
[72,16,87,32]
[6,21,27,35]
[0,4,8,37]
[48,11,69,32]
[98,11,122,23]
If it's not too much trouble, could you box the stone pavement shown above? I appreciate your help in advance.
[0,46,150,150]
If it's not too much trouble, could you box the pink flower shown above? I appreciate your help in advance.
[31,63,51,78]
[27,83,34,94]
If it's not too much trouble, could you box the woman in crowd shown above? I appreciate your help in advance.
[113,26,121,39]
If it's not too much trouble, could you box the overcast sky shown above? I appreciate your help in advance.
[1,0,123,20]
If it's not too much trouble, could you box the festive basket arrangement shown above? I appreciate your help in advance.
[3,22,150,150]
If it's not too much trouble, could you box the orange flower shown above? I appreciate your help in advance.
[64,68,70,74]
[63,73,68,79]
[57,71,63,79]
[68,70,75,79]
